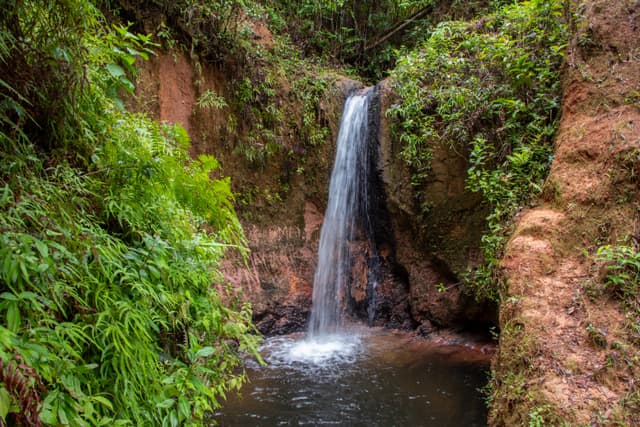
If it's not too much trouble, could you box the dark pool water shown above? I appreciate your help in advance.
[215,328,490,426]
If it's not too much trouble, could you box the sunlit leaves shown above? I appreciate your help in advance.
[596,245,640,301]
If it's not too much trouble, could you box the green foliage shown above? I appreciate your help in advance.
[0,0,99,156]
[292,75,331,147]
[220,33,333,170]
[596,244,640,316]
[196,89,228,110]
[388,0,568,300]
[528,407,546,427]
[264,0,495,79]
[265,0,432,75]
[0,1,260,425]
[102,25,157,110]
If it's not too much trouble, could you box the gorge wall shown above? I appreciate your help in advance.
[121,1,638,424]
[133,45,496,336]
[377,80,496,334]
[490,0,640,424]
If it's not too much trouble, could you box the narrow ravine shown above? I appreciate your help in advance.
[215,90,491,426]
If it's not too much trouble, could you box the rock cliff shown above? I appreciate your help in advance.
[135,48,496,337]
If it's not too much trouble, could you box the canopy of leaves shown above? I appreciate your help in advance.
[262,0,495,80]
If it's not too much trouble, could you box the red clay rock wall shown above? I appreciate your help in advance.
[490,1,640,424]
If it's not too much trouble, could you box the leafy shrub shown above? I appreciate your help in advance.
[221,39,334,171]
[388,0,568,300]
[596,245,640,303]
[0,1,260,425]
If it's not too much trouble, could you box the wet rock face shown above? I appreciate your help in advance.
[139,50,495,335]
[375,79,497,332]
[221,79,496,335]
[367,251,414,330]
[352,90,415,330]
[253,300,311,335]
[345,240,413,330]
[219,218,317,336]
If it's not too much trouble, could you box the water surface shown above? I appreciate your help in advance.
[216,328,489,426]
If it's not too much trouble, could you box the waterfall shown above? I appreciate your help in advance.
[308,90,372,337]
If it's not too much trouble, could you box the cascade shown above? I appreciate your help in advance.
[217,88,490,427]
[308,89,374,337]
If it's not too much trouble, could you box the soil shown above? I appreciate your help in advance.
[157,53,196,137]
[490,0,640,425]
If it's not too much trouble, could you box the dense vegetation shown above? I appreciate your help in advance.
[267,0,491,80]
[0,1,260,425]
[0,0,579,424]
[388,0,568,300]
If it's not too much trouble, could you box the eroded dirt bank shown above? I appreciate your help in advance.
[490,1,640,425]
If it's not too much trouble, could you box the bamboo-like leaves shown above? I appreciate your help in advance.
[0,2,260,424]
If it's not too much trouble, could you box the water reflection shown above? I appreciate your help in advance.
[216,329,490,426]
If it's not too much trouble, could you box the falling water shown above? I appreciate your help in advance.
[215,89,491,427]
[308,91,372,337]
[216,330,490,426]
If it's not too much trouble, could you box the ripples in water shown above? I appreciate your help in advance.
[217,329,489,427]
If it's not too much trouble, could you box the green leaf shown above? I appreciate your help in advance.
[91,395,114,411]
[194,346,215,358]
[156,398,175,409]
[40,405,56,425]
[61,374,83,398]
[106,63,125,78]
[57,404,69,425]
[169,410,179,427]
[35,240,49,258]
[125,47,140,57]
[17,291,38,301]
[177,396,190,420]
[19,261,31,284]
[0,387,11,420]
[119,77,135,93]
[6,302,20,332]
[0,293,17,301]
